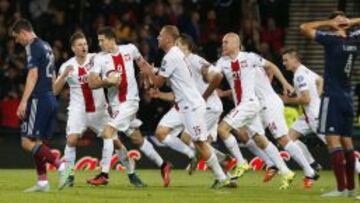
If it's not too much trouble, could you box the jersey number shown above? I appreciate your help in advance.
[344,54,353,78]
[44,44,55,78]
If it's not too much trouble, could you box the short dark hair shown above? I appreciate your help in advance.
[328,10,347,19]
[162,25,180,41]
[70,31,86,46]
[177,33,196,52]
[11,19,33,34]
[97,26,116,40]
[281,47,301,61]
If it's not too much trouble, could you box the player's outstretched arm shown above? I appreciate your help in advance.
[53,65,73,95]
[88,72,118,89]
[148,88,175,102]
[263,60,294,95]
[300,19,341,39]
[139,63,166,88]
[17,68,38,119]
[281,90,310,105]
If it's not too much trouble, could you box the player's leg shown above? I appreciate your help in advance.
[113,137,145,187]
[319,96,347,197]
[184,106,229,189]
[87,124,115,186]
[155,108,195,159]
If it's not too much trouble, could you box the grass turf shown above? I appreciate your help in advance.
[0,169,357,203]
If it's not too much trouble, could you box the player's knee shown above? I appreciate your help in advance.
[131,134,144,146]
[218,122,231,139]
[277,135,289,147]
[232,128,249,143]
[21,137,35,152]
[253,135,268,149]
[67,134,78,147]
[155,127,170,143]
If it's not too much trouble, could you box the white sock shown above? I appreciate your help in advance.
[64,145,76,166]
[37,180,49,187]
[116,146,135,174]
[210,146,227,163]
[223,135,246,165]
[284,141,315,177]
[294,140,315,164]
[140,139,164,167]
[263,142,290,174]
[245,139,274,167]
[101,138,114,173]
[162,135,195,158]
[206,153,227,181]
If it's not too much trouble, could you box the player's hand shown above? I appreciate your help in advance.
[106,70,121,86]
[62,65,73,78]
[139,62,154,76]
[282,83,295,96]
[16,101,27,120]
[148,88,160,98]
[279,94,290,104]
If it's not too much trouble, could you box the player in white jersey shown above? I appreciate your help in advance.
[214,33,295,190]
[281,48,326,169]
[53,32,144,188]
[140,25,231,189]
[249,53,319,188]
[150,34,226,173]
[87,27,171,187]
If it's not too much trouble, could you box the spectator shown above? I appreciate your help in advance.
[260,17,285,54]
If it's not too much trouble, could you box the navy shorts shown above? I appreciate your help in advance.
[21,94,58,140]
[318,93,353,137]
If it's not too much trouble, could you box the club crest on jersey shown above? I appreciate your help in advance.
[296,75,304,82]
[124,54,131,61]
[240,60,248,68]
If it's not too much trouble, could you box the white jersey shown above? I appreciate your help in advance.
[91,44,141,108]
[215,52,260,105]
[185,53,223,112]
[59,53,106,112]
[293,64,321,121]
[159,46,205,111]
[254,63,283,108]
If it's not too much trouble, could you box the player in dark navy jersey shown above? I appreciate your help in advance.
[300,11,360,197]
[11,19,69,192]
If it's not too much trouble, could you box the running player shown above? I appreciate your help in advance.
[87,27,171,187]
[141,25,231,189]
[53,32,144,188]
[215,33,295,190]
[300,11,360,197]
[11,19,67,192]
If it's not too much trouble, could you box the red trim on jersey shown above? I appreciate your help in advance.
[78,67,96,112]
[112,54,127,103]
[231,60,242,104]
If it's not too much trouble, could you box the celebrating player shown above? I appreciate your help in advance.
[53,31,144,188]
[87,27,171,187]
[141,25,231,189]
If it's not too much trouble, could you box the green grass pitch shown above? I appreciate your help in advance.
[0,169,357,203]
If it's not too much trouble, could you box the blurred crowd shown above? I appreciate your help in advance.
[0,0,290,135]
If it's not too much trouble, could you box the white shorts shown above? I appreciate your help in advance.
[260,104,288,139]
[223,98,264,137]
[292,116,326,143]
[66,109,109,137]
[181,106,208,142]
[158,107,221,141]
[108,101,142,137]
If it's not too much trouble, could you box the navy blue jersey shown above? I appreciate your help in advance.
[25,38,55,96]
[315,29,360,95]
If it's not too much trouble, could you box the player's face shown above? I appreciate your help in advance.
[222,37,234,56]
[157,29,167,50]
[72,38,88,57]
[12,31,27,46]
[98,35,113,52]
[282,53,296,71]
